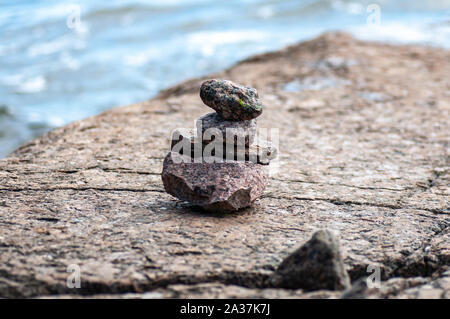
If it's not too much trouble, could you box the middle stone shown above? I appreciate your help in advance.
[196,112,257,147]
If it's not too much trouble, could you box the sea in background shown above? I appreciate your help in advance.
[1,0,449,157]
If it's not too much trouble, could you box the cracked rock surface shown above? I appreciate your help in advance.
[0,33,449,298]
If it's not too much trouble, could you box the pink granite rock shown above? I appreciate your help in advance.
[161,151,269,213]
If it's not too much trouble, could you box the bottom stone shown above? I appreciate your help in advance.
[161,151,269,213]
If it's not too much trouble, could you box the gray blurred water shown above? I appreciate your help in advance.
[1,0,449,157]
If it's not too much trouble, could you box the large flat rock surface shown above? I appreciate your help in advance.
[0,33,448,298]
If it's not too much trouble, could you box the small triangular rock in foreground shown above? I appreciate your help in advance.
[271,230,351,291]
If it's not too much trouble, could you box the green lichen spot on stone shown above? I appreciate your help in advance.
[238,99,252,109]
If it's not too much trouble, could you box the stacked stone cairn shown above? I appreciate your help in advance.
[161,79,278,213]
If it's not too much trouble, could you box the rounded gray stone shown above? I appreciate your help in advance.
[200,79,263,121]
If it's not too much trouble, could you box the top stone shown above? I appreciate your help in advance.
[200,79,263,121]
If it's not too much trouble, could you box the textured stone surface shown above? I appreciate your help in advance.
[0,33,448,298]
[200,79,262,120]
[161,151,269,212]
[170,129,278,164]
[271,230,350,291]
[196,112,257,146]
[342,270,450,299]
[37,272,450,299]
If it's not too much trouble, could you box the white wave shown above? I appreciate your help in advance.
[60,52,81,70]
[256,5,275,19]
[187,30,269,56]
[34,3,82,20]
[27,36,87,57]
[28,38,71,57]
[349,21,450,47]
[17,76,47,94]
[48,116,65,127]
[188,30,268,45]
[26,112,65,127]
[1,74,24,87]
[331,0,364,15]
[123,48,160,67]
